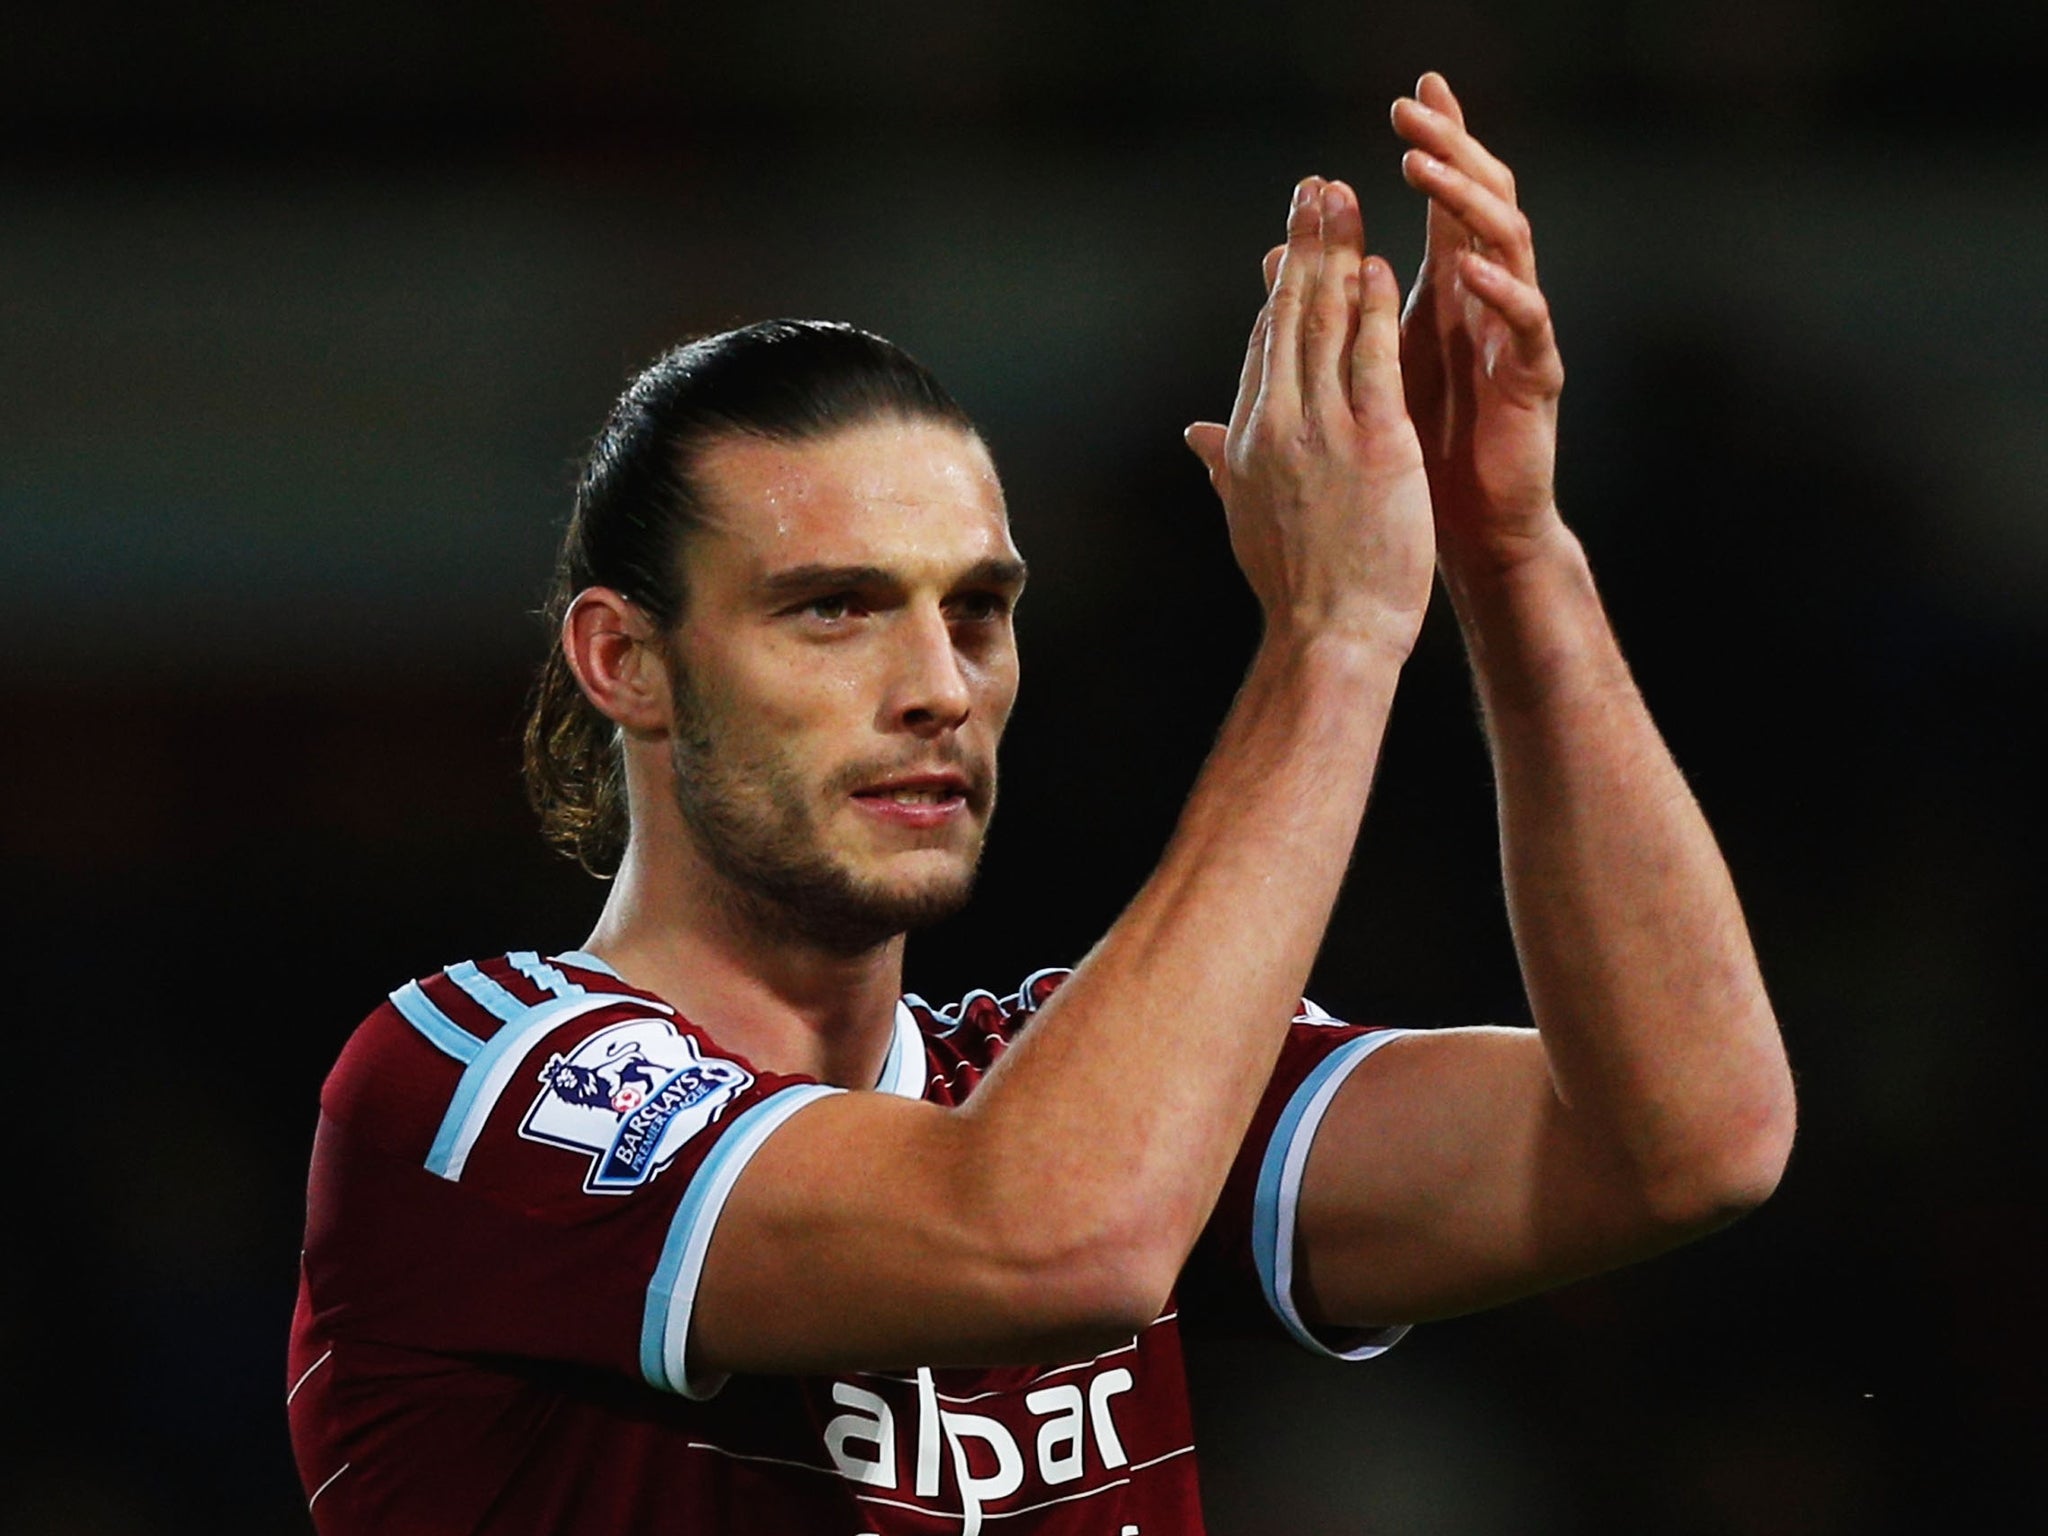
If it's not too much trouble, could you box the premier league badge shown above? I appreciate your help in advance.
[519,1018,752,1194]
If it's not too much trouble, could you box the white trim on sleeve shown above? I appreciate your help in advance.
[640,1082,844,1399]
[1251,1028,1416,1360]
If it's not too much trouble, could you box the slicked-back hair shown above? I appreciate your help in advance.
[522,319,980,876]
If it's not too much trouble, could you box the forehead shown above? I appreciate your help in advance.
[690,419,1015,582]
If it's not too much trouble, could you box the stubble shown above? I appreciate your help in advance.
[666,665,994,955]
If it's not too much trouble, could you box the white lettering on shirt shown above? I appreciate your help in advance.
[818,1357,1140,1518]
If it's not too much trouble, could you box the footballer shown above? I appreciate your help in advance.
[289,75,1794,1533]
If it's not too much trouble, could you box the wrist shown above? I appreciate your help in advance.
[1238,622,1414,738]
[1258,610,1423,676]
[1441,520,1632,713]
[1436,504,1577,596]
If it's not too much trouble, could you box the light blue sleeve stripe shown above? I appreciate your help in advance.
[424,991,671,1182]
[1252,1028,1415,1361]
[389,981,483,1064]
[445,960,528,1023]
[641,1083,844,1399]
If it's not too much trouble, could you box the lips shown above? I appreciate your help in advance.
[850,773,970,807]
[845,765,985,833]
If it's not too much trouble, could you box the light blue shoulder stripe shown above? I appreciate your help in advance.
[1252,1028,1413,1360]
[508,950,581,998]
[641,1083,843,1398]
[389,981,483,1064]
[424,990,673,1182]
[445,960,528,1023]
[554,949,621,980]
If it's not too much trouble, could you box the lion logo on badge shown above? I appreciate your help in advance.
[519,1018,752,1194]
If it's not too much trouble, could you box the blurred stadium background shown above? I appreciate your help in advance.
[2,2,2042,1531]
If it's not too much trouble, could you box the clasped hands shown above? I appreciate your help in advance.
[1185,72,1568,653]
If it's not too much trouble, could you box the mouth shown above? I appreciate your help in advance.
[851,773,971,806]
[848,770,979,829]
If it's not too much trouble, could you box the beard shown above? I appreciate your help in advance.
[666,669,995,955]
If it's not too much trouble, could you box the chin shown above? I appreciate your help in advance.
[859,856,980,927]
[754,848,981,954]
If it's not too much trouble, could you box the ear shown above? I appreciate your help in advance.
[562,588,674,734]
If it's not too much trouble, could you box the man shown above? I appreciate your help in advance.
[289,73,1794,1533]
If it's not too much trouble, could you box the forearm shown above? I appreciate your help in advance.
[1445,523,1794,1225]
[705,630,1412,1374]
[960,627,1407,1304]
[701,174,1440,1372]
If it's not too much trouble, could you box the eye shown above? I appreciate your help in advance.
[947,590,1013,625]
[792,592,867,623]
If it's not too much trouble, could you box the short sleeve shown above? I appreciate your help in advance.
[1179,1003,1416,1361]
[304,967,840,1402]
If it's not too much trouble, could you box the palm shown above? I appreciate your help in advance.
[1391,77,1565,564]
[1403,248,1554,532]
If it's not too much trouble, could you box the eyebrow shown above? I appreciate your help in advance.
[754,557,1029,602]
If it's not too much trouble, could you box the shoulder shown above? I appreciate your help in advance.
[320,948,706,1166]
[901,966,1069,1102]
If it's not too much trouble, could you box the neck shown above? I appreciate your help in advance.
[580,821,907,1091]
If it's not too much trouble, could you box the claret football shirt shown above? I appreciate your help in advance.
[289,950,1410,1533]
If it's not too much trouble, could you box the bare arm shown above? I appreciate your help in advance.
[1295,75,1795,1328]
[694,177,1440,1375]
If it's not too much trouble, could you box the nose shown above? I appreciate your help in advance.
[887,601,973,737]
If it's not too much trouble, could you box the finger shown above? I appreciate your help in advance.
[1395,72,1515,288]
[1303,182,1363,424]
[1257,177,1323,424]
[1458,252,1565,383]
[1324,177,1368,380]
[1393,98,1473,278]
[1348,254,1408,428]
[1225,301,1272,445]
[1402,150,1537,282]
[1390,95,1516,203]
[1262,244,1285,293]
[1417,70,1464,128]
[1321,177,1365,257]
[1183,421,1230,483]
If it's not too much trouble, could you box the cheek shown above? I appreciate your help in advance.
[975,652,1022,735]
[712,653,875,777]
[697,632,856,724]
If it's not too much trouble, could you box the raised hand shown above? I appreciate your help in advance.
[1392,73,1567,574]
[1186,177,1436,655]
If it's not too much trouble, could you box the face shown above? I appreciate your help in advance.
[661,418,1025,952]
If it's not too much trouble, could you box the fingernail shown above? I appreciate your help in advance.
[1321,184,1344,218]
[1293,180,1314,208]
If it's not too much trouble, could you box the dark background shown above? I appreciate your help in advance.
[3,3,2042,1531]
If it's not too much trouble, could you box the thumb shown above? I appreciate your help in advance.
[1183,421,1229,484]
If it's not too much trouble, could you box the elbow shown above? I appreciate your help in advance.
[1639,1071,1797,1235]
[1040,1253,1178,1354]
[989,1210,1182,1355]
[943,1115,1185,1359]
